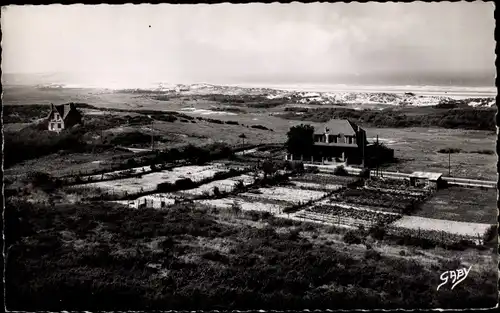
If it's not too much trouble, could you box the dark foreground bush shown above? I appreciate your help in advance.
[364,249,381,261]
[4,127,89,167]
[343,230,363,245]
[5,200,498,311]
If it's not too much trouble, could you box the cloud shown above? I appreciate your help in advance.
[1,2,495,86]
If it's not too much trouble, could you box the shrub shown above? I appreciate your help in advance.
[333,165,348,176]
[4,127,89,167]
[231,201,242,215]
[234,179,245,191]
[250,125,269,131]
[364,249,381,260]
[202,251,229,263]
[343,230,363,245]
[213,186,222,198]
[437,148,462,154]
[359,168,371,178]
[470,149,495,155]
[482,225,497,244]
[369,224,386,240]
[288,229,301,241]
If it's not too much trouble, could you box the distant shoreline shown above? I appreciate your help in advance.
[2,82,496,100]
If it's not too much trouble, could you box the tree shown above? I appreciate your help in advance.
[285,124,314,157]
[238,133,247,146]
[262,159,276,179]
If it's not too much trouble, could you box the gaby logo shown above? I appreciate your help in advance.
[437,265,472,291]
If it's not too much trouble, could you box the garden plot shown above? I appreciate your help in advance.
[330,188,422,214]
[196,197,286,215]
[180,174,255,197]
[289,180,342,191]
[391,215,493,238]
[294,173,360,186]
[114,193,181,209]
[82,164,228,194]
[241,186,327,204]
[307,204,401,226]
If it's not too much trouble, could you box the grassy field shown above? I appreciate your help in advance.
[5,199,497,310]
[413,187,497,224]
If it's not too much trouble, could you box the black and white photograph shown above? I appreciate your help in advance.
[2,2,498,310]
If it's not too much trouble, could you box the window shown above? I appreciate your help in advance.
[57,123,62,129]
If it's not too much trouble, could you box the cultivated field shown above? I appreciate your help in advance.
[413,187,497,224]
[391,215,493,239]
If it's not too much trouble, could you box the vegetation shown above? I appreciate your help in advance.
[437,148,462,154]
[5,200,496,310]
[285,124,315,157]
[106,131,166,147]
[281,107,495,131]
[3,103,97,123]
[4,127,90,167]
[333,165,348,176]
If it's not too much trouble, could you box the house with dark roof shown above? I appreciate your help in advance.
[47,103,83,132]
[311,119,368,165]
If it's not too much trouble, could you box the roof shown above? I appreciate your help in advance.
[314,119,361,136]
[410,171,443,181]
[52,103,76,120]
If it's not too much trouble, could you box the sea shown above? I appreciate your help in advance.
[3,73,497,99]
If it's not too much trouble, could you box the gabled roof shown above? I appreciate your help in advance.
[51,103,76,120]
[314,119,361,136]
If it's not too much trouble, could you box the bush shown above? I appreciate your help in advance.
[250,125,270,131]
[369,224,386,240]
[482,225,497,244]
[359,168,371,178]
[333,165,348,176]
[213,186,222,198]
[343,230,363,245]
[202,251,229,263]
[174,178,195,190]
[437,148,462,154]
[4,127,89,167]
[470,149,495,155]
[288,229,301,241]
[25,171,61,192]
[364,249,381,260]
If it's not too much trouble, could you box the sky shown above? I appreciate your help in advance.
[1,2,496,87]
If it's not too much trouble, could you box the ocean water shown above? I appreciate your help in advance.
[3,73,496,99]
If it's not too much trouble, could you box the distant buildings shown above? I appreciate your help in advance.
[47,103,83,132]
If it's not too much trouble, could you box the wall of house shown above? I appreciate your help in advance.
[314,133,358,145]
[48,112,65,131]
